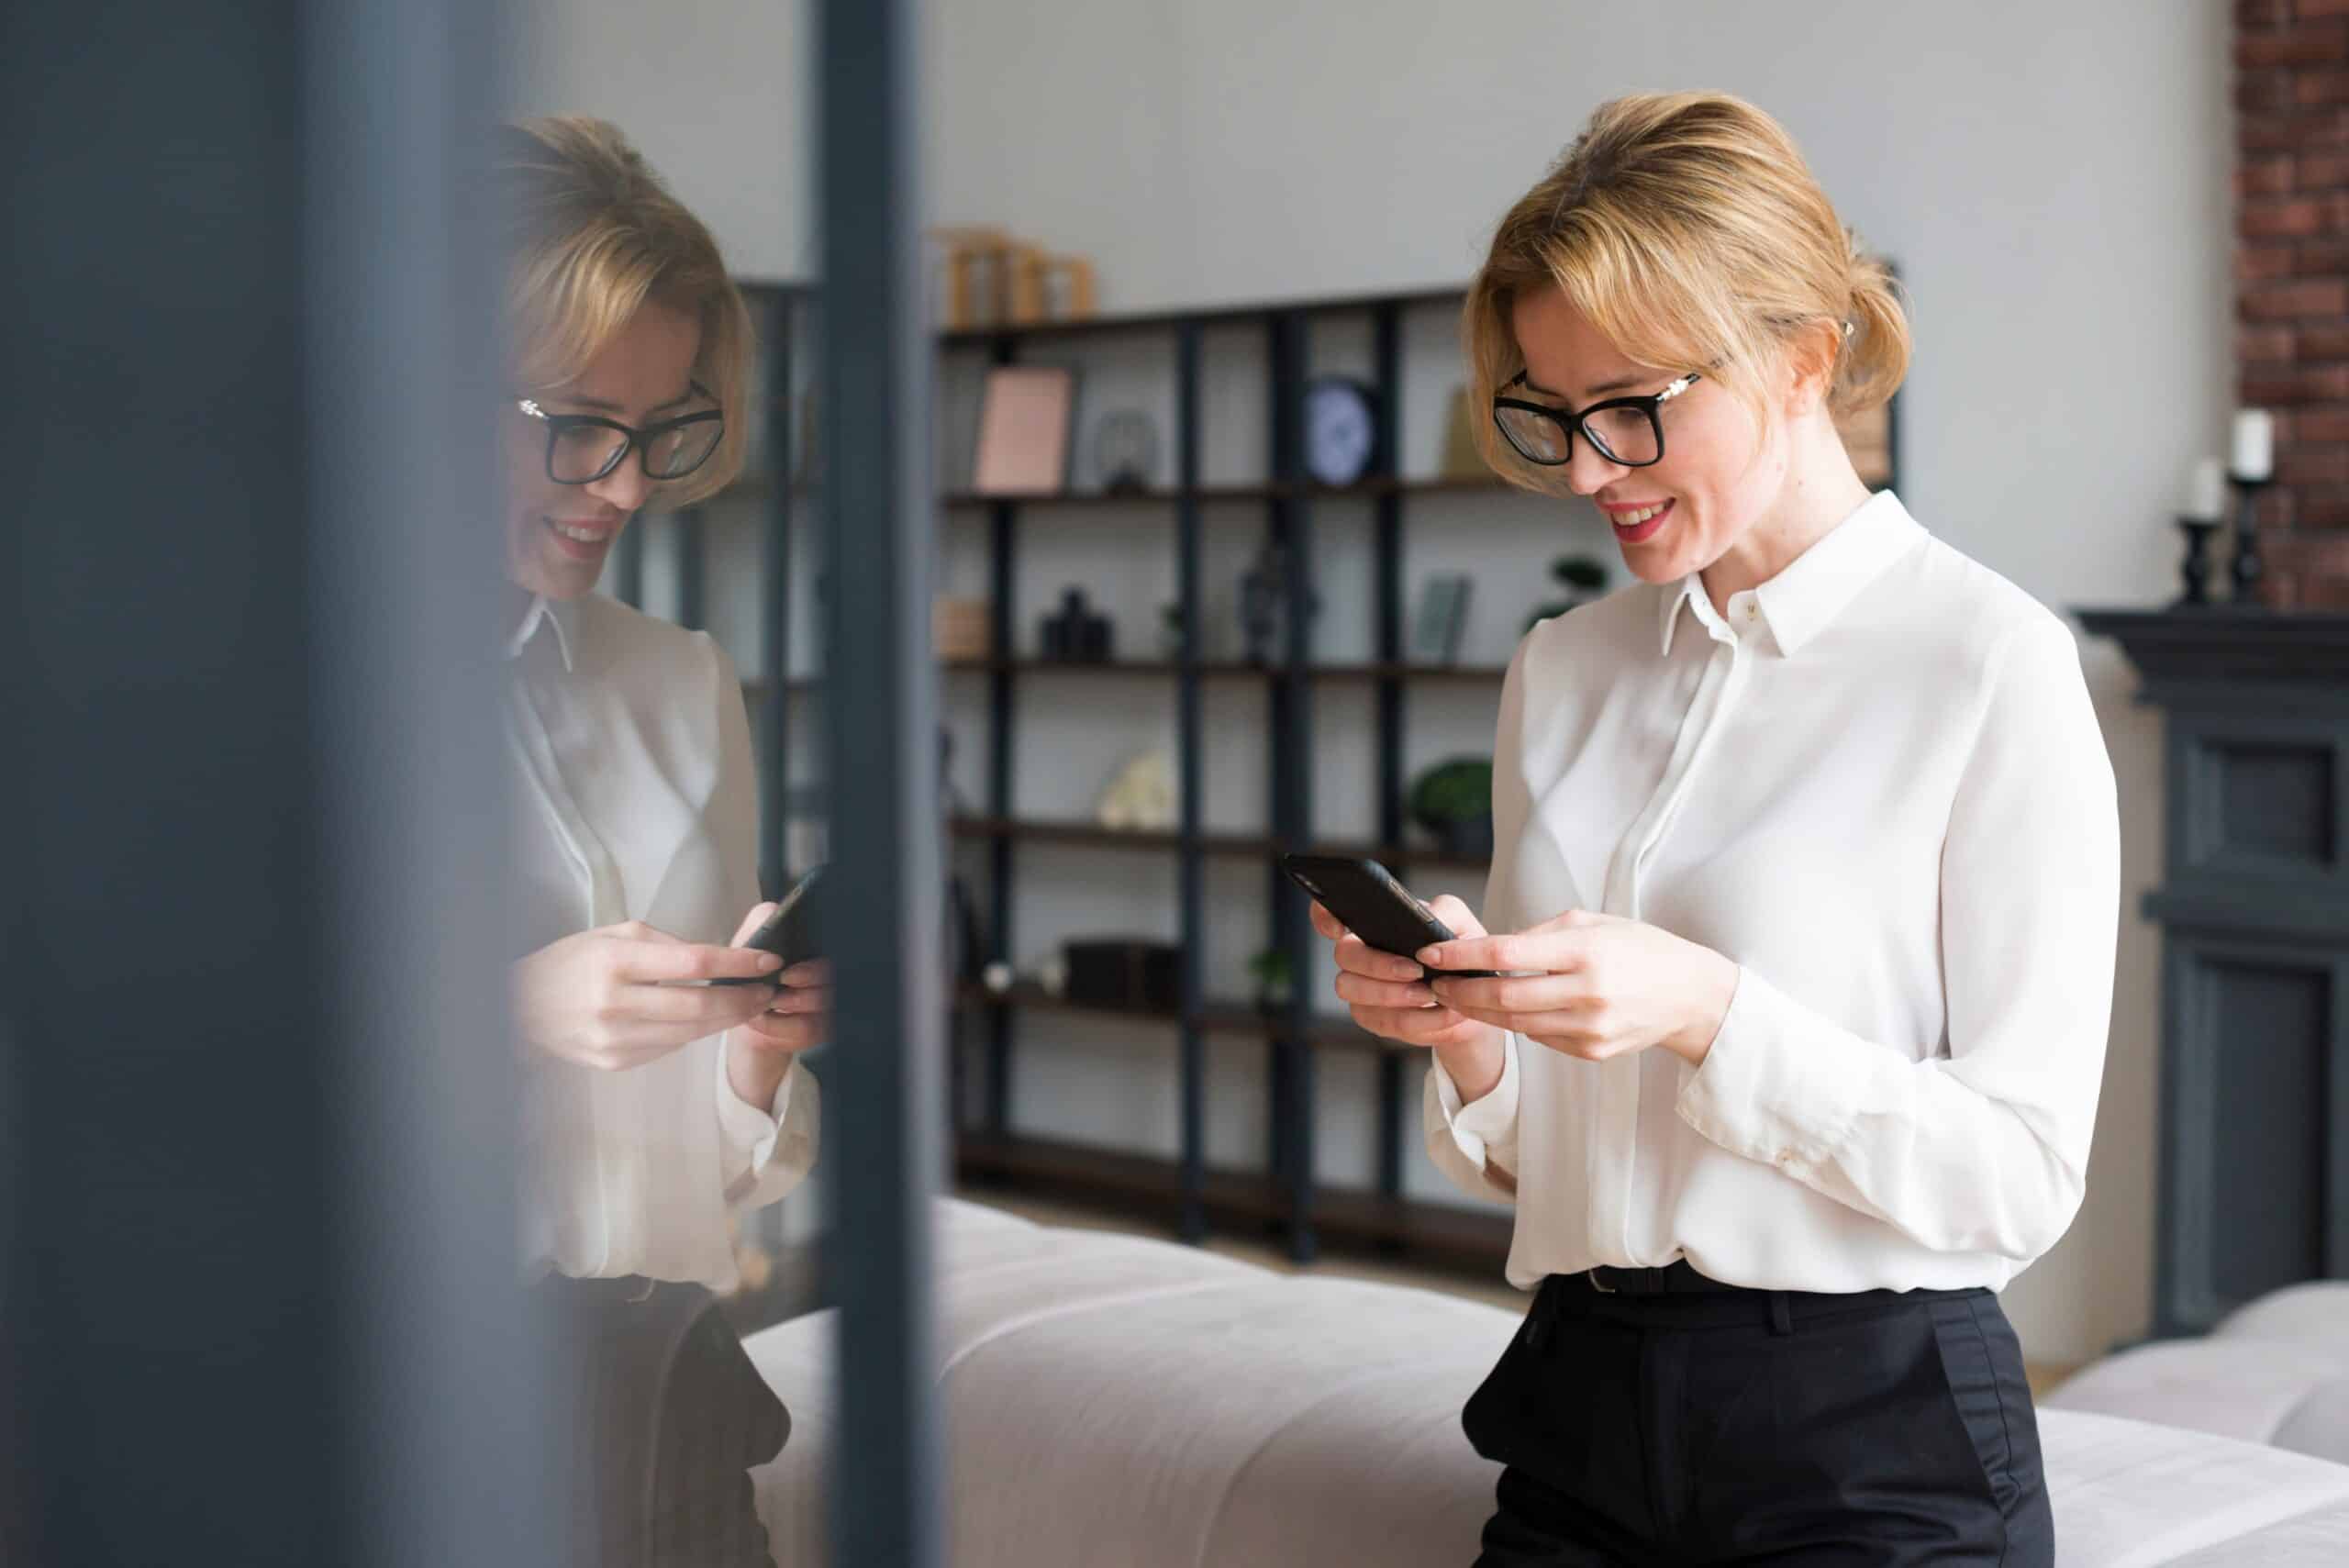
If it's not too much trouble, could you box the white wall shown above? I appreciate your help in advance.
[516,0,2235,1366]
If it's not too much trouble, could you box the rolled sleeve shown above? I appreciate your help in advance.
[1423,1032,1521,1203]
[716,1048,819,1212]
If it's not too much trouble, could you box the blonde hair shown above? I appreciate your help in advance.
[495,117,752,506]
[1464,91,1909,495]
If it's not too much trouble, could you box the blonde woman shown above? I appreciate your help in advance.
[1311,94,2115,1565]
[495,117,823,1565]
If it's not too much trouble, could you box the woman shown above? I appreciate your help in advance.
[1312,93,2116,1566]
[495,117,825,1565]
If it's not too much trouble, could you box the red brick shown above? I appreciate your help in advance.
[2296,485,2349,526]
[2302,71,2349,106]
[2243,276,2349,317]
[2296,235,2349,270]
[2300,323,2349,358]
[2282,446,2349,483]
[2242,196,2332,236]
[2295,405,2349,439]
[2243,362,2349,402]
[2301,149,2349,187]
[2304,0,2349,19]
[2239,0,2294,26]
[2240,25,2349,66]
[2238,242,2300,282]
[2243,71,2300,113]
[2242,156,2299,196]
[2245,324,2301,361]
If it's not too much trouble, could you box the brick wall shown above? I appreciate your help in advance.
[2237,0,2349,606]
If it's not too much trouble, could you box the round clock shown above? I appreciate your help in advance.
[1093,409,1160,494]
[1302,377,1381,488]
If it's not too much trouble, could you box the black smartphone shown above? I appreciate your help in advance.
[707,863,826,985]
[1278,853,1500,978]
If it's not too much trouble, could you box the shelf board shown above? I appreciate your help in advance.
[937,284,1469,348]
[940,658,1509,684]
[954,1128,1512,1272]
[960,981,1386,1052]
[945,816,1489,873]
[939,475,1509,509]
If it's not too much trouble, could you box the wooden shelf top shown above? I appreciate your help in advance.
[954,1129,1512,1271]
[959,980,1387,1051]
[945,816,1490,873]
[937,284,1469,347]
[938,658,1509,684]
[940,475,1511,508]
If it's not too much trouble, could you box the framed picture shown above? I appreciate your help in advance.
[972,364,1076,495]
[1410,573,1474,665]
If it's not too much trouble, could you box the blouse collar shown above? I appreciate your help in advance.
[505,592,578,673]
[1659,489,1924,658]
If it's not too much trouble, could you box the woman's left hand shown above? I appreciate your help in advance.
[720,901,831,1114]
[1419,908,1740,1068]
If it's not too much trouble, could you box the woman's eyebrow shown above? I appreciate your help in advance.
[1525,371,1643,402]
[541,382,702,415]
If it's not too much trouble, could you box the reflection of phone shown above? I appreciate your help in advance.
[1278,853,1500,978]
[708,864,826,985]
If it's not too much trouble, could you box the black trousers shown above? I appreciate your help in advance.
[1464,1268,2053,1567]
[540,1275,790,1568]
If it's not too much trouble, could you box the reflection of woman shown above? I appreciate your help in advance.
[1313,94,2116,1565]
[495,117,823,1565]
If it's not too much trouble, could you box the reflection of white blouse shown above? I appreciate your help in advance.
[1429,491,2119,1296]
[505,591,817,1290]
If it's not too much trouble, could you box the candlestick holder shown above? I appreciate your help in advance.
[2227,473,2273,604]
[2174,517,2221,606]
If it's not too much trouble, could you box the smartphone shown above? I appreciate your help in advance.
[1278,853,1500,978]
[707,863,826,985]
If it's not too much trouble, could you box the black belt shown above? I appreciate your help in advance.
[1575,1260,1742,1296]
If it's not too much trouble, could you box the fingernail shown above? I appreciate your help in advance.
[757,952,785,971]
[1417,945,1444,965]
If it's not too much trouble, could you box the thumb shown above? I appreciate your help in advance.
[729,902,780,946]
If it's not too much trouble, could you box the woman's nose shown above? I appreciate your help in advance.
[585,457,653,514]
[1561,439,1625,497]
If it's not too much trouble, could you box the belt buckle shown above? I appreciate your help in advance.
[1586,1266,1617,1295]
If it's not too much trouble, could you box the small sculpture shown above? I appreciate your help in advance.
[1097,748,1177,831]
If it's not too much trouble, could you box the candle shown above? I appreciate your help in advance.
[2184,456,2227,522]
[2232,408,2275,481]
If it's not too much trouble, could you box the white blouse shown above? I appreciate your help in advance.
[1427,491,2119,1295]
[505,591,818,1290]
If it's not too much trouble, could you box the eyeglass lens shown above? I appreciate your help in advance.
[548,415,724,483]
[1494,402,1661,467]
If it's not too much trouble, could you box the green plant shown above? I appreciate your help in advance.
[1524,553,1610,632]
[1408,757,1493,827]
[1248,948,1295,1008]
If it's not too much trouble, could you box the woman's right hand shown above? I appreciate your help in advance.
[513,921,786,1072]
[1310,895,1507,1094]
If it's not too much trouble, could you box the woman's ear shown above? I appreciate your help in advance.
[1777,321,1842,418]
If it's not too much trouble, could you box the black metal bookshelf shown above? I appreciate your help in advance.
[631,279,1531,1274]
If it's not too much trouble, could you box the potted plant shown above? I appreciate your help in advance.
[1248,948,1295,1015]
[1408,756,1495,859]
[1523,553,1610,632]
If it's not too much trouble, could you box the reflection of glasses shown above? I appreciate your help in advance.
[514,388,725,484]
[1492,372,1702,469]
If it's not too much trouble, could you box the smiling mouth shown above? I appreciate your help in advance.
[1604,497,1675,540]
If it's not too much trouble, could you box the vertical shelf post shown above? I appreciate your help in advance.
[1269,307,1317,1263]
[985,332,1019,1137]
[1174,318,1208,1243]
[1372,299,1408,1204]
[760,290,799,900]
[676,504,707,629]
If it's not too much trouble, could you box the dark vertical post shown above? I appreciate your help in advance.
[1269,308,1319,1263]
[616,513,648,606]
[1373,301,1408,1202]
[818,1,945,1562]
[2329,953,2349,1280]
[1174,319,1208,1242]
[3,3,552,1566]
[677,503,708,630]
[985,362,1019,1133]
[761,291,799,898]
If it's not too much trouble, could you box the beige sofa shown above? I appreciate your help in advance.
[745,1200,2349,1565]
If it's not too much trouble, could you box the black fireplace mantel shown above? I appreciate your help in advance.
[2075,605,2349,1340]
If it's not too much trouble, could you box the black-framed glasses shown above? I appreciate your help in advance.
[1492,371,1702,469]
[514,386,725,484]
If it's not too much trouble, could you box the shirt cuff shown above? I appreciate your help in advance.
[716,1037,799,1176]
[1431,1032,1520,1170]
[1675,965,1864,1176]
